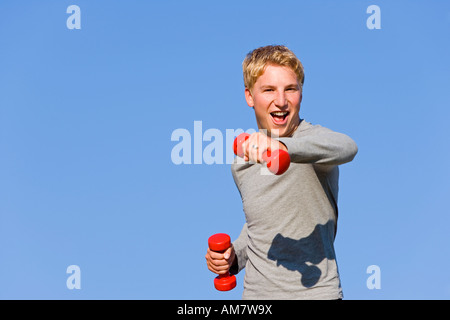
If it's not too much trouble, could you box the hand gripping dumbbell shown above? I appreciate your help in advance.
[233,133,290,175]
[208,233,236,291]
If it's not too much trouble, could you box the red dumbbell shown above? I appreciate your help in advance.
[233,133,290,175]
[208,233,236,291]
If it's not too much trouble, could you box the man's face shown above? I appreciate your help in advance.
[245,64,302,137]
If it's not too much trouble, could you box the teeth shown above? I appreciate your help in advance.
[271,112,288,116]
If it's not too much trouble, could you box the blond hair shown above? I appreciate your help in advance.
[242,45,305,92]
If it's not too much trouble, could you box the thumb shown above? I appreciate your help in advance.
[224,246,232,260]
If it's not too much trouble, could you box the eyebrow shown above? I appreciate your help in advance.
[260,84,299,89]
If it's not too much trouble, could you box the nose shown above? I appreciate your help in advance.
[274,90,287,107]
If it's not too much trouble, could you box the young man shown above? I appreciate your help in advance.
[205,45,358,299]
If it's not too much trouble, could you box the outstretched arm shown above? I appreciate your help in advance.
[277,123,358,165]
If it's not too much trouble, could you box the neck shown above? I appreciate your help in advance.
[283,115,301,137]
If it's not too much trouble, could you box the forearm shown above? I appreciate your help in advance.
[277,126,358,165]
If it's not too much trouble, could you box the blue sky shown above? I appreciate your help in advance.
[0,0,449,299]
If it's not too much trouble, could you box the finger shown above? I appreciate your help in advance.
[206,250,231,268]
[242,138,250,160]
[224,246,232,260]
[224,244,235,259]
[206,259,231,274]
[208,257,229,266]
[207,260,230,271]
[209,266,230,275]
[207,248,226,261]
[245,134,254,161]
[248,134,261,163]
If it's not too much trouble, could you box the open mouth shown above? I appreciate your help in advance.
[270,111,289,125]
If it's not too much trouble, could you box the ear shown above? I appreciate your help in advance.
[245,88,254,108]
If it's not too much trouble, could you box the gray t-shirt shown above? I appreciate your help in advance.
[230,119,358,300]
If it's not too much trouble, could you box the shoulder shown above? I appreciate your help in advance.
[294,119,333,136]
